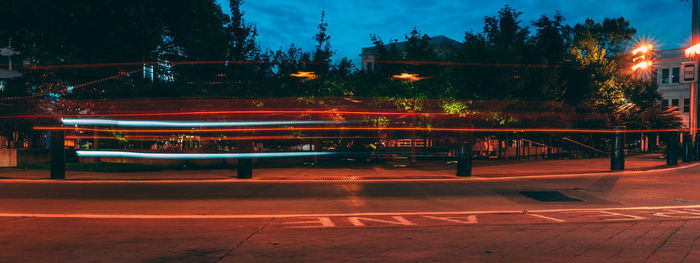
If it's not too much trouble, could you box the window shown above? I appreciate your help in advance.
[684,98,691,113]
[662,99,669,106]
[662,68,670,84]
[672,99,679,107]
[672,67,680,83]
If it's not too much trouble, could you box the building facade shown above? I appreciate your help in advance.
[656,48,695,128]
[359,35,462,71]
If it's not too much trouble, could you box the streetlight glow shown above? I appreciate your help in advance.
[632,61,653,71]
[686,43,700,58]
[631,43,654,74]
[632,44,653,56]
[392,73,423,82]
[290,71,317,80]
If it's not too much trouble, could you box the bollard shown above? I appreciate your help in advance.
[237,141,254,179]
[683,133,693,163]
[50,131,65,179]
[456,133,472,177]
[667,132,679,166]
[610,126,625,171]
[695,134,700,161]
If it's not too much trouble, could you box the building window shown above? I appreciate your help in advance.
[684,98,691,113]
[662,68,670,84]
[672,67,680,83]
[662,99,669,106]
[672,99,679,107]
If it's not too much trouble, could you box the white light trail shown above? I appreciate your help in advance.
[76,151,336,159]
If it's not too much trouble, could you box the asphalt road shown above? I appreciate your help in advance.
[2,165,700,262]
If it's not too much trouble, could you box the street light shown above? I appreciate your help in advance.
[392,73,423,82]
[290,71,317,80]
[631,44,654,72]
[686,43,700,58]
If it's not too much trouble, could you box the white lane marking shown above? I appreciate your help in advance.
[422,215,478,224]
[4,204,700,219]
[525,213,566,223]
[652,209,700,219]
[3,161,699,184]
[564,210,648,221]
[282,217,336,229]
[348,216,415,227]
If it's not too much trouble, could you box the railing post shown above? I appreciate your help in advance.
[611,126,625,171]
[237,141,253,179]
[50,130,65,179]
[667,132,680,166]
[683,133,693,163]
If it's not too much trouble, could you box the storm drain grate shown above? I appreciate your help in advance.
[519,191,582,202]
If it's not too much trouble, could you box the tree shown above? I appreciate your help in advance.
[0,0,236,99]
[312,10,333,74]
[572,18,636,55]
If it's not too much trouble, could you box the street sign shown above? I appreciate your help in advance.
[682,62,698,83]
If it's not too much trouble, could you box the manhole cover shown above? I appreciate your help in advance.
[519,191,582,202]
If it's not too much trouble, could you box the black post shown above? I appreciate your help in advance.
[695,134,700,161]
[667,132,679,166]
[683,133,693,163]
[456,132,472,177]
[237,141,253,179]
[611,126,625,171]
[50,131,65,179]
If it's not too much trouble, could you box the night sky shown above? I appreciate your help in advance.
[217,0,692,65]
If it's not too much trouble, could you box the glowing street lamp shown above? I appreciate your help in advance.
[686,43,700,58]
[290,71,317,80]
[632,61,653,71]
[631,44,654,72]
[392,73,423,82]
[632,44,653,56]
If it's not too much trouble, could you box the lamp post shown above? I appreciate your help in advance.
[686,0,700,159]
[626,44,655,170]
[392,73,424,166]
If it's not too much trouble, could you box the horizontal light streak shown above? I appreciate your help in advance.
[61,118,342,127]
[76,151,336,159]
[36,126,688,134]
[66,135,372,141]
[21,60,584,71]
[2,110,468,119]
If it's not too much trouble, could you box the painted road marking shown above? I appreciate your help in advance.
[421,215,478,224]
[562,210,648,221]
[282,217,336,229]
[348,216,415,227]
[525,213,566,223]
[8,206,700,230]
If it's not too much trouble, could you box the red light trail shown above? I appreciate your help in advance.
[18,60,590,71]
[37,126,688,134]
[0,110,471,119]
[65,135,372,141]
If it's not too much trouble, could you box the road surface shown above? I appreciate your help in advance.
[2,164,700,262]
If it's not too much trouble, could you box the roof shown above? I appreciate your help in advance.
[0,69,22,79]
[360,35,462,56]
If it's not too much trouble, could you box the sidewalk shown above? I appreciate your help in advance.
[0,153,683,181]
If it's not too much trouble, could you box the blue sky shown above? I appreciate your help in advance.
[217,0,692,65]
